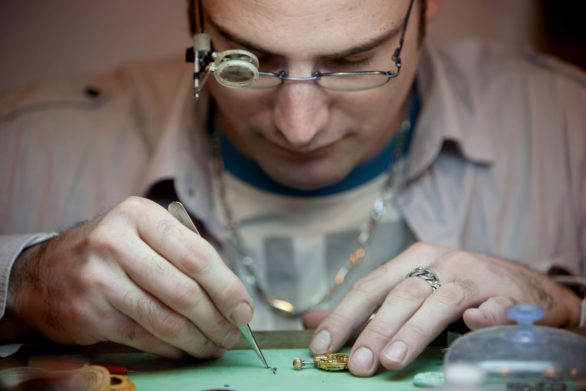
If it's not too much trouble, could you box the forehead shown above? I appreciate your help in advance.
[203,0,408,55]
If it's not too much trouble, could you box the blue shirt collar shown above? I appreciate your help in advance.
[215,87,420,197]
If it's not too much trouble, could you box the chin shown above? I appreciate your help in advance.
[261,161,349,191]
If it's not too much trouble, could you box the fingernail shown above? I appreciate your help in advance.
[310,330,332,354]
[222,329,241,348]
[230,302,253,325]
[384,340,408,363]
[351,347,373,371]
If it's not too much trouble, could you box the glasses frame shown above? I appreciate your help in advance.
[187,0,416,98]
[253,0,416,91]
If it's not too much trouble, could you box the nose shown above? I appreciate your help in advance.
[273,80,330,148]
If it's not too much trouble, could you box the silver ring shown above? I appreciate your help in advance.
[406,267,442,291]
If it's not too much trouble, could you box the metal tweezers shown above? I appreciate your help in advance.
[167,201,272,370]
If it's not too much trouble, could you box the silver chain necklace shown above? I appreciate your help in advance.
[212,120,410,316]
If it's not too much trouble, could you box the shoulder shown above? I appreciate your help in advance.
[420,38,586,144]
[0,55,190,129]
[0,55,191,157]
[426,38,585,90]
[0,56,192,233]
[411,40,585,264]
[421,38,586,125]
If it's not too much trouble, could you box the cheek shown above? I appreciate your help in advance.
[331,88,401,130]
[210,84,272,130]
[336,93,390,117]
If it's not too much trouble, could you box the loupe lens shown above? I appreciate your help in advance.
[213,49,259,88]
[217,63,256,83]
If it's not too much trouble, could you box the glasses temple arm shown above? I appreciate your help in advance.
[392,0,416,67]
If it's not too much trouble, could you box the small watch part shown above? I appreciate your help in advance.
[292,353,349,372]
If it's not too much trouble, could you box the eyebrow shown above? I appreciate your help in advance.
[206,15,403,60]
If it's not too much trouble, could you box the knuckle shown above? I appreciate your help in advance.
[192,339,223,359]
[123,289,143,312]
[156,218,183,241]
[494,295,516,307]
[118,196,148,213]
[209,318,234,341]
[350,278,380,301]
[115,318,149,345]
[168,282,203,312]
[216,276,246,305]
[434,283,468,308]
[130,295,191,341]
[401,321,428,342]
[211,315,232,332]
[86,225,110,247]
[78,256,124,292]
[392,278,430,303]
[119,323,140,342]
[440,249,473,270]
[58,297,87,322]
[86,225,123,257]
[181,246,215,277]
[111,196,155,223]
[350,278,367,292]
[59,284,109,328]
[153,310,187,340]
[180,336,222,359]
[404,242,436,257]
[482,306,500,324]
[134,252,166,281]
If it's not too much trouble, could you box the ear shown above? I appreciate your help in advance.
[425,0,443,22]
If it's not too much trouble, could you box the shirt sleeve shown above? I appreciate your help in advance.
[0,233,58,319]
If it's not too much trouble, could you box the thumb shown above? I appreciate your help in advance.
[463,296,517,330]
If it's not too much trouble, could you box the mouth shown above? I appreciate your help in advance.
[264,139,339,159]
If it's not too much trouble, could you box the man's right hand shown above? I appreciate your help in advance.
[7,196,253,359]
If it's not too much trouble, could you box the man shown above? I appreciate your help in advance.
[0,0,584,378]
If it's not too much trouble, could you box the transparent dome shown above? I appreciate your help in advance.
[444,304,586,390]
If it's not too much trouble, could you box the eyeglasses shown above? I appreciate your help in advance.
[187,0,416,98]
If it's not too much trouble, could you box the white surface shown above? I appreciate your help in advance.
[0,0,536,90]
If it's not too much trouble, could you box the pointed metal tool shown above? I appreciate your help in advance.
[167,201,273,371]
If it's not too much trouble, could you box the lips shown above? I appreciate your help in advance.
[265,139,338,159]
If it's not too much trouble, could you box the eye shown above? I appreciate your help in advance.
[322,55,374,72]
[338,55,373,67]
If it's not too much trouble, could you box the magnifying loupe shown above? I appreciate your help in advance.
[208,49,260,88]
[189,33,261,99]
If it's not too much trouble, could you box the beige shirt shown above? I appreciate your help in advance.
[1,39,585,324]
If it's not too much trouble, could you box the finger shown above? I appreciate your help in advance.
[128,199,254,326]
[114,235,241,349]
[463,296,517,330]
[104,311,187,359]
[309,273,386,355]
[106,276,226,359]
[54,288,186,358]
[347,275,432,376]
[310,243,451,355]
[302,310,330,329]
[31,288,186,360]
[379,281,474,371]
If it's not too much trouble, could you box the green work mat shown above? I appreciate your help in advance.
[129,347,444,391]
